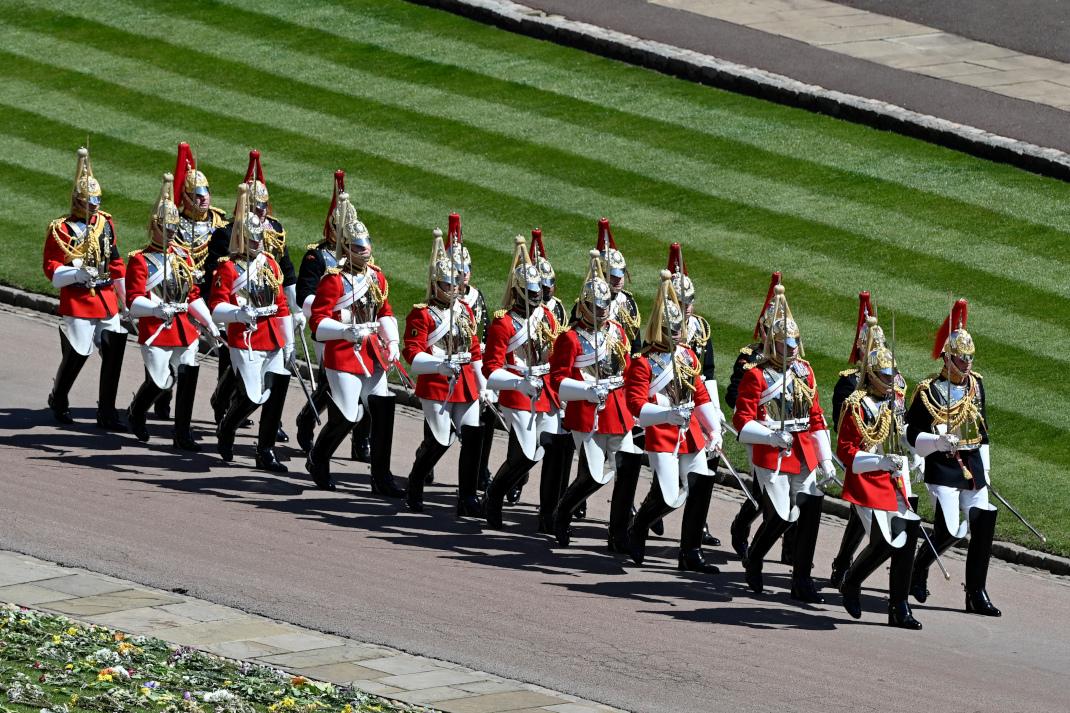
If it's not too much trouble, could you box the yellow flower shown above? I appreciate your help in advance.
[140,687,151,696]
[65,664,73,670]
[114,631,125,641]
[224,680,232,687]
[69,694,79,705]
[52,635,61,644]
[97,672,113,682]
[66,627,78,636]
[118,641,135,655]
[342,706,353,713]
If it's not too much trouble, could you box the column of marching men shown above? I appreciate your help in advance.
[45,144,1008,630]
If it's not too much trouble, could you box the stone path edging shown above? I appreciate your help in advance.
[407,0,1070,181]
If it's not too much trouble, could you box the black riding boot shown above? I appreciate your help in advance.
[127,373,164,442]
[889,516,923,629]
[456,425,485,517]
[476,406,496,492]
[96,330,127,431]
[910,501,960,603]
[255,372,290,473]
[216,381,259,462]
[211,360,237,424]
[352,410,372,463]
[743,491,793,595]
[367,395,404,498]
[790,493,826,603]
[48,329,89,424]
[678,473,719,574]
[627,479,676,566]
[484,435,538,529]
[830,509,866,589]
[306,400,354,490]
[730,477,763,560]
[295,367,329,453]
[506,473,528,505]
[172,364,200,451]
[153,389,172,420]
[607,452,642,552]
[964,506,1001,617]
[405,425,450,512]
[537,433,574,533]
[839,528,893,619]
[551,455,604,547]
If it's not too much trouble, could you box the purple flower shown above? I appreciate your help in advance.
[183,691,191,701]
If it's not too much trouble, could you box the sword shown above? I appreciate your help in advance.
[990,486,1047,543]
[391,360,415,397]
[485,400,509,429]
[297,327,316,391]
[287,353,321,426]
[713,449,758,508]
[893,475,951,582]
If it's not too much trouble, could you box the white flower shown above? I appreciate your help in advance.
[92,648,121,665]
[203,690,236,703]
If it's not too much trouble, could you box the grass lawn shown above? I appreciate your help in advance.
[0,0,1065,555]
[0,603,418,712]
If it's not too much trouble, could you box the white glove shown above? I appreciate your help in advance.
[284,342,295,362]
[771,430,793,450]
[516,378,542,397]
[385,341,400,363]
[592,383,610,404]
[705,428,723,454]
[737,420,791,448]
[479,389,494,405]
[342,326,365,344]
[207,322,221,338]
[667,407,691,427]
[820,460,836,479]
[51,265,93,289]
[291,310,307,331]
[152,303,177,320]
[879,454,906,473]
[238,306,259,326]
[935,433,959,452]
[437,360,461,378]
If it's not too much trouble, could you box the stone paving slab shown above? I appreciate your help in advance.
[0,548,627,713]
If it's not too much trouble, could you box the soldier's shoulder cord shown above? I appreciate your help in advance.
[305,242,321,251]
[971,370,983,380]
[909,374,937,406]
[127,248,144,259]
[739,344,755,356]
[97,210,113,219]
[208,206,228,228]
[325,266,343,276]
[413,302,428,310]
[493,309,508,319]
[216,256,231,263]
[742,361,758,371]
[839,367,860,378]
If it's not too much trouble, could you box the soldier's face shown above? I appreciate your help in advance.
[252,203,268,220]
[524,287,542,308]
[683,301,694,318]
[72,196,98,219]
[542,283,554,301]
[945,353,972,381]
[872,370,895,397]
[349,242,371,267]
[608,274,624,293]
[774,338,798,361]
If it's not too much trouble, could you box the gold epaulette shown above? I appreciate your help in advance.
[494,309,508,319]
[127,248,143,258]
[208,206,228,228]
[368,263,382,272]
[97,210,112,219]
[839,368,859,378]
[305,242,320,251]
[909,374,938,405]
[742,362,757,370]
[413,302,427,309]
[325,266,343,275]
[217,256,230,263]
[739,344,755,356]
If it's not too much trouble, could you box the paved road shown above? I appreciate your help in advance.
[1,304,1068,713]
[517,0,1070,153]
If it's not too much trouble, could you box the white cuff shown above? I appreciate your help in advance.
[188,298,212,328]
[316,317,349,342]
[814,429,833,462]
[638,402,674,428]
[487,368,524,392]
[284,284,298,313]
[913,432,941,457]
[281,315,294,349]
[128,295,158,318]
[738,419,777,446]
[212,302,243,324]
[695,401,720,433]
[852,451,885,473]
[411,351,445,376]
[378,316,399,345]
[559,377,597,403]
[51,265,83,288]
[301,294,315,321]
[703,378,720,406]
[473,360,487,390]
[980,443,990,473]
[114,277,126,305]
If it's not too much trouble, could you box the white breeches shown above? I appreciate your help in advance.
[648,450,711,509]
[421,399,481,446]
[852,494,921,548]
[754,466,821,523]
[325,367,389,423]
[141,342,198,389]
[313,340,324,362]
[573,431,637,485]
[63,314,123,356]
[501,406,561,461]
[927,484,994,538]
[229,346,287,406]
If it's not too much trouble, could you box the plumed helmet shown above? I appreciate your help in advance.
[149,173,180,247]
[331,192,371,263]
[173,142,209,203]
[644,269,684,352]
[71,147,101,208]
[933,298,974,360]
[576,249,611,325]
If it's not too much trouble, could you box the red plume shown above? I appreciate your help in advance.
[323,170,345,240]
[932,299,969,359]
[849,291,877,363]
[753,271,782,340]
[243,149,265,185]
[529,228,546,261]
[666,242,687,276]
[447,212,462,246]
[173,142,194,203]
[596,217,617,251]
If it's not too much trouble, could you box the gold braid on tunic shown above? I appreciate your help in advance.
[913,374,985,433]
[840,390,893,450]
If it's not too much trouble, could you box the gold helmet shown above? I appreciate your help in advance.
[596,217,628,284]
[857,316,896,395]
[243,150,270,210]
[502,235,542,311]
[576,249,611,326]
[331,192,371,264]
[228,184,263,256]
[71,147,102,214]
[426,227,458,304]
[933,298,974,360]
[149,173,180,248]
[763,284,802,364]
[644,269,684,352]
[666,242,694,305]
[173,142,209,207]
[849,291,884,364]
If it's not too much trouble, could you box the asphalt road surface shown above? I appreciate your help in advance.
[1,304,1068,713]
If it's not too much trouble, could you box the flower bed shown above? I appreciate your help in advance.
[0,604,429,713]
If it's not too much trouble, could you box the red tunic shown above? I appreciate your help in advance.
[732,360,827,475]
[837,400,900,511]
[124,248,201,348]
[403,303,482,403]
[549,323,633,434]
[43,213,126,319]
[624,348,712,454]
[309,268,393,374]
[481,307,560,412]
[209,255,290,351]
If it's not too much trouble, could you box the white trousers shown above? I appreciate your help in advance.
[501,406,561,461]
[325,366,389,423]
[422,399,481,446]
[852,492,921,548]
[230,346,287,405]
[927,484,994,538]
[63,314,124,356]
[754,466,822,523]
[573,431,639,485]
[141,342,198,389]
[648,450,712,509]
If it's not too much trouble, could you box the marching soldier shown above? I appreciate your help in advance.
[532,229,566,325]
[836,317,923,629]
[595,218,641,355]
[44,147,129,431]
[668,244,727,562]
[623,270,721,570]
[734,285,836,602]
[907,299,1001,617]
[402,228,486,515]
[549,251,639,547]
[210,151,296,445]
[481,235,560,529]
[125,173,220,450]
[305,193,404,497]
[209,184,293,472]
